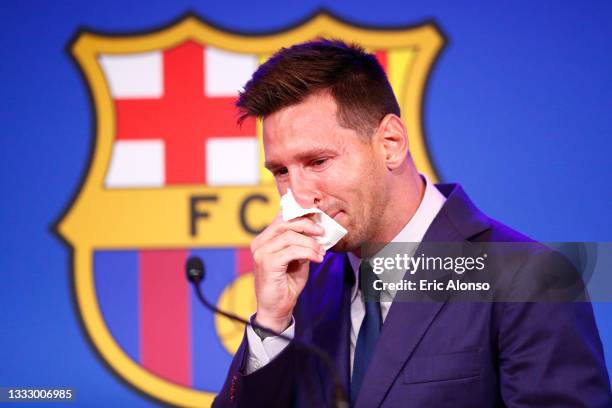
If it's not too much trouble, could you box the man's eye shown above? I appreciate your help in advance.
[273,168,288,177]
[311,158,328,167]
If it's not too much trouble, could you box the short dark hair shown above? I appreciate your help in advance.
[236,39,400,137]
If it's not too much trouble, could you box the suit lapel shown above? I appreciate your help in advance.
[356,184,491,407]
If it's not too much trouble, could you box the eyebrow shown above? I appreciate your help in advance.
[264,148,336,170]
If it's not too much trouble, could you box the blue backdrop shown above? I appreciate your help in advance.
[1,1,611,406]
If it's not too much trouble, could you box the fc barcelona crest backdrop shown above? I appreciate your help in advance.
[2,2,612,407]
[58,14,443,405]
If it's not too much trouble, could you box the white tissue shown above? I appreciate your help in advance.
[280,188,348,250]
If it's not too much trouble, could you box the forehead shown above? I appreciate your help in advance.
[262,93,352,159]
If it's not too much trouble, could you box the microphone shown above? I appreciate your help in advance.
[185,255,348,408]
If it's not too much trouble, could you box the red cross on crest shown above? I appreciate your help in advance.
[103,40,258,187]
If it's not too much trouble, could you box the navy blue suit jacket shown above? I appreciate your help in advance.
[214,183,611,407]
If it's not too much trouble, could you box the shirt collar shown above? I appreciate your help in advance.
[347,173,446,294]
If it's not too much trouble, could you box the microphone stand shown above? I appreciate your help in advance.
[186,256,348,408]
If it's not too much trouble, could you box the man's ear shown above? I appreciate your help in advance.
[375,114,409,170]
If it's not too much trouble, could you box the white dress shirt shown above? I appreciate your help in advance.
[245,174,446,375]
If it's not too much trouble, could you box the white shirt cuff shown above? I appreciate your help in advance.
[245,313,295,374]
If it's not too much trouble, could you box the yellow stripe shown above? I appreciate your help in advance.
[388,48,438,182]
[388,48,415,107]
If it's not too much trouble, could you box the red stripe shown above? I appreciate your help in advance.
[236,247,254,275]
[139,250,191,386]
[375,50,388,73]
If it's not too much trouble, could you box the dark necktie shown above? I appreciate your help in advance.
[351,260,382,405]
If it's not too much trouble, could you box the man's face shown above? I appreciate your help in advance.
[263,93,389,252]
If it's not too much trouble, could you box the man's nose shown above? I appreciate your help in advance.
[289,171,321,208]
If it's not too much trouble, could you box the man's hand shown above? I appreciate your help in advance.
[251,213,325,333]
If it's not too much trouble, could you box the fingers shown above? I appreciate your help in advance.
[252,214,324,253]
[274,245,324,267]
[264,230,325,255]
[253,230,325,270]
[283,216,324,236]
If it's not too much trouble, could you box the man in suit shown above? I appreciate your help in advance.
[214,39,611,407]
